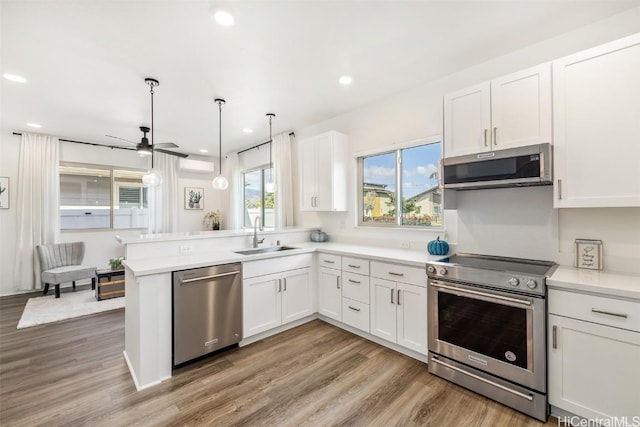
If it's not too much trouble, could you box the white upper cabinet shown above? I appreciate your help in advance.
[444,63,552,158]
[299,131,348,211]
[553,33,640,208]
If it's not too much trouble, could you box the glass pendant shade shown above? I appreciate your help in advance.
[212,175,229,190]
[265,180,275,193]
[142,168,162,187]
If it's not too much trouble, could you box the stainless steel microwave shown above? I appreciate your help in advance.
[443,143,552,190]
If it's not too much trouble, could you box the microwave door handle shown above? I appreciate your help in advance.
[431,282,532,306]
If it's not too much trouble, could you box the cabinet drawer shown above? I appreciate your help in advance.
[371,261,425,287]
[342,298,370,333]
[243,253,313,279]
[342,256,370,275]
[342,272,370,304]
[318,253,341,270]
[549,289,640,332]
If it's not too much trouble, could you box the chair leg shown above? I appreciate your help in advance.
[43,283,49,295]
[72,281,76,291]
[55,285,60,298]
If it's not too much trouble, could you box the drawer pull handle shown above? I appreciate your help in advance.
[336,276,340,289]
[348,279,361,284]
[388,272,404,277]
[348,306,360,312]
[591,308,628,319]
[323,260,335,264]
[552,325,557,349]
[348,264,361,269]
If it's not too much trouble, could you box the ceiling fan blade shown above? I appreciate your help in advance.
[154,142,179,149]
[105,134,136,145]
[155,148,189,158]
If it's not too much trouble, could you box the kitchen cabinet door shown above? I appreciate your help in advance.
[318,266,342,321]
[548,314,640,419]
[553,34,640,207]
[396,282,428,355]
[491,63,551,150]
[370,278,397,342]
[298,131,348,211]
[443,82,491,157]
[281,267,313,324]
[243,273,282,338]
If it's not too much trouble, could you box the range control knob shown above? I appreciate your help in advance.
[427,265,436,274]
[438,267,448,275]
[526,279,538,289]
[508,277,520,287]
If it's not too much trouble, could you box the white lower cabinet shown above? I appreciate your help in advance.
[342,298,369,332]
[318,266,342,321]
[370,277,428,355]
[548,289,640,419]
[243,254,313,338]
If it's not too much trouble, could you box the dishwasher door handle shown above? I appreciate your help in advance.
[180,270,240,284]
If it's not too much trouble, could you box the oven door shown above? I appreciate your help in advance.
[428,279,546,392]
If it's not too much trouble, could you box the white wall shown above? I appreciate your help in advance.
[293,7,640,274]
[0,135,228,295]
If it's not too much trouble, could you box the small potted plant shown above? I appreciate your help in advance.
[109,256,124,270]
[203,210,222,230]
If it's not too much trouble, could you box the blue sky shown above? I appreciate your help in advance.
[363,142,440,198]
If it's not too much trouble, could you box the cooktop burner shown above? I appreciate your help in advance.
[426,253,558,296]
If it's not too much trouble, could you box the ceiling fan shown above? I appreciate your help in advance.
[105,126,188,158]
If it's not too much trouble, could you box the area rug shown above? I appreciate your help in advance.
[17,290,124,329]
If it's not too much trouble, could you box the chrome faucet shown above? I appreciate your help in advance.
[252,217,265,248]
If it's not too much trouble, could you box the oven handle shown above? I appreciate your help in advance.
[430,281,532,306]
[430,355,534,402]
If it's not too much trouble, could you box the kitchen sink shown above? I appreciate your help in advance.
[233,246,299,256]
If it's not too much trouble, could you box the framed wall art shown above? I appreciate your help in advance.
[0,177,8,209]
[185,187,204,210]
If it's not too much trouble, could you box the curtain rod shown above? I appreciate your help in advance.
[237,131,295,155]
[12,132,136,152]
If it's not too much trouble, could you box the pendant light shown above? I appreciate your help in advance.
[212,98,229,190]
[142,77,162,187]
[264,113,276,193]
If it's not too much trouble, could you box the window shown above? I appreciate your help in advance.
[358,140,442,227]
[59,164,148,230]
[243,166,275,229]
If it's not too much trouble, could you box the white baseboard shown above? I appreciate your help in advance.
[122,350,170,391]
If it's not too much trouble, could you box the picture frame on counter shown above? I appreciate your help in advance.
[575,239,603,270]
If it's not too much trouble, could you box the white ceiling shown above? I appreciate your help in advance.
[2,1,639,157]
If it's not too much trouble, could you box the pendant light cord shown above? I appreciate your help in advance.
[218,101,222,174]
[150,84,154,169]
[266,113,276,174]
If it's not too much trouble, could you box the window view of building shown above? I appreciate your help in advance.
[243,167,275,229]
[359,141,442,227]
[59,164,148,230]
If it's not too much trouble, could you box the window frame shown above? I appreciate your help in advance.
[356,136,443,229]
[59,161,148,232]
[242,164,275,230]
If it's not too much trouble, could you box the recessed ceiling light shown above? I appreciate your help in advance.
[3,73,27,83]
[339,75,353,85]
[213,11,234,26]
[199,149,209,153]
[27,123,42,128]
[242,128,253,133]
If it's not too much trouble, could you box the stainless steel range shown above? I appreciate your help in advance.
[426,253,557,422]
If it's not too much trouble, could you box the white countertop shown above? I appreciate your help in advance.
[548,266,640,301]
[123,241,449,277]
[116,226,316,244]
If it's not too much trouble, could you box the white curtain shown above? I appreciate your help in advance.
[148,152,179,234]
[273,132,294,228]
[226,152,242,230]
[14,133,60,290]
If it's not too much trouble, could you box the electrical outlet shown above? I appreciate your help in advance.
[400,241,410,249]
[179,245,193,254]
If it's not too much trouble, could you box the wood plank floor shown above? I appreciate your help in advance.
[0,290,556,426]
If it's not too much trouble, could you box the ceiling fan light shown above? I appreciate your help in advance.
[212,175,229,190]
[142,169,162,187]
[137,145,152,156]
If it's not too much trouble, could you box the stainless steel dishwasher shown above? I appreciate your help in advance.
[172,263,242,366]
